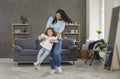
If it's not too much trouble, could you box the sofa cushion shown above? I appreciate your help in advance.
[15,45,23,52]
[15,39,37,49]
[62,38,75,49]
[61,49,73,55]
[19,49,38,56]
[35,39,42,50]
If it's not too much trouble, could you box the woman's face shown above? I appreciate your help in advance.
[47,29,53,36]
[56,13,62,20]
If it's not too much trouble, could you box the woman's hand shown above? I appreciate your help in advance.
[49,39,58,44]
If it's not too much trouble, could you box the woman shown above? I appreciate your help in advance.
[46,9,72,74]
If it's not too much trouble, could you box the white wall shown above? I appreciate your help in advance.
[87,0,120,41]
[104,0,120,41]
[86,0,102,40]
[104,0,113,41]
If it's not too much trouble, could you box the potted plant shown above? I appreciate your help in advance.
[95,39,107,51]
[20,16,28,24]
[96,29,102,39]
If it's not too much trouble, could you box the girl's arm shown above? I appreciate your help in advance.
[38,34,47,41]
[49,37,58,43]
[38,35,42,40]
[42,28,48,41]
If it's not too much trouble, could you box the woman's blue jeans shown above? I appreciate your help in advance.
[49,39,62,69]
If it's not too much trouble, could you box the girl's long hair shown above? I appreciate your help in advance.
[44,28,56,36]
[52,9,73,24]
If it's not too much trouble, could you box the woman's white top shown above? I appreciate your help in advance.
[46,16,65,39]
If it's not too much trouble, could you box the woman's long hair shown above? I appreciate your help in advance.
[52,9,73,24]
[44,28,56,36]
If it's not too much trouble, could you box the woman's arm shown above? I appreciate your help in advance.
[56,22,65,39]
[53,39,58,43]
[44,28,48,33]
[49,37,58,44]
[56,32,61,39]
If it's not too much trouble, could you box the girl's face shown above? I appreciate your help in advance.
[47,29,53,36]
[56,13,62,20]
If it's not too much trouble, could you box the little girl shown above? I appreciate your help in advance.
[34,28,58,70]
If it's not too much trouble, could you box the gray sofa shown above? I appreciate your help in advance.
[13,38,78,65]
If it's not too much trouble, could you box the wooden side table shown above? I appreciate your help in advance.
[78,50,90,58]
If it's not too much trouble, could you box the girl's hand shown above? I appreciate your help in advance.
[38,36,41,40]
[49,39,54,44]
[42,37,47,41]
[38,36,47,41]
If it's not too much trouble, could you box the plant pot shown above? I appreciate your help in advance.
[22,22,26,24]
[79,50,90,58]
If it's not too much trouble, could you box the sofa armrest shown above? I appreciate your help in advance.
[68,45,78,51]
[14,45,23,52]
